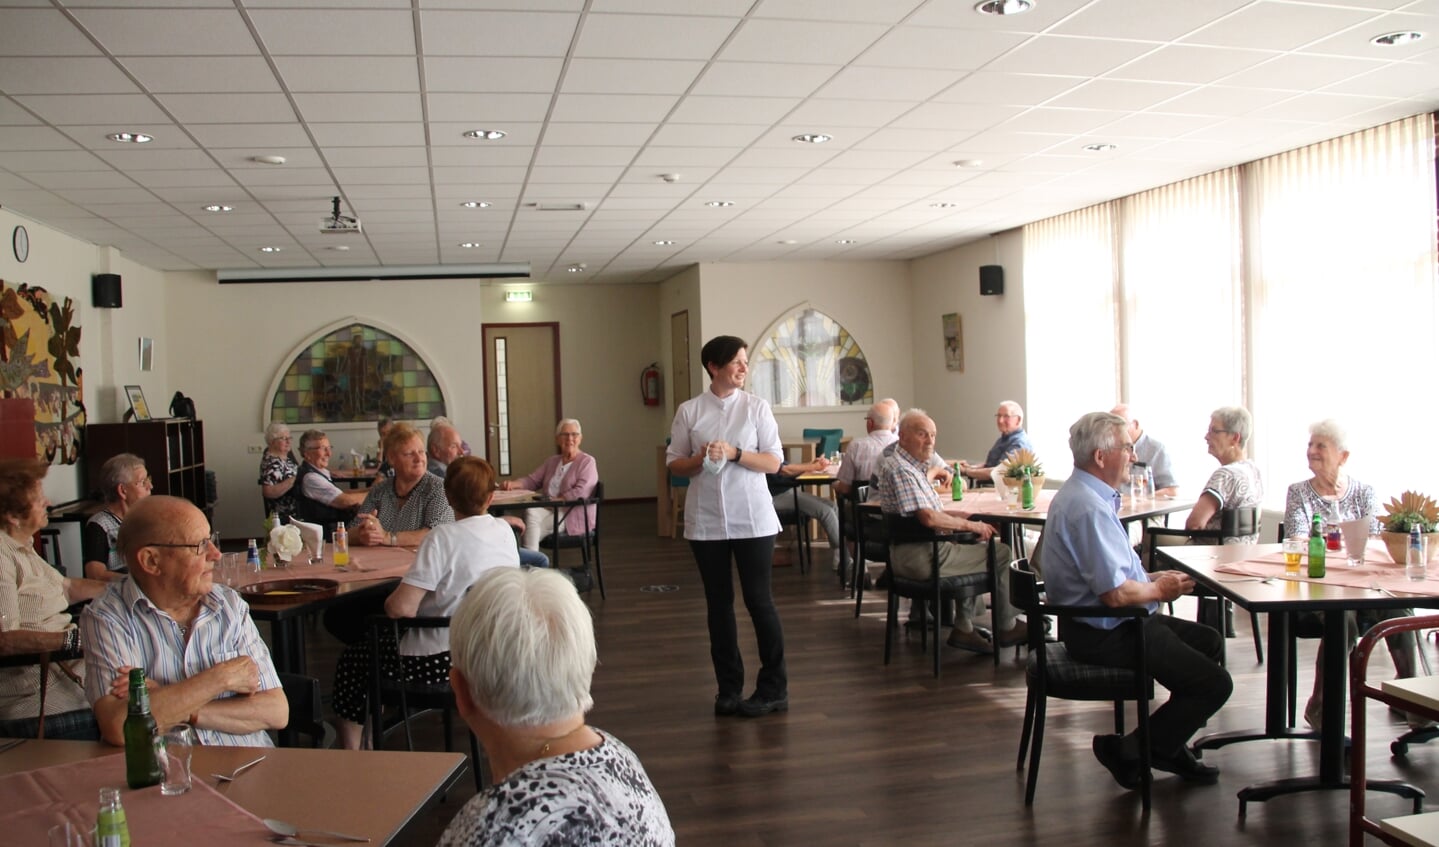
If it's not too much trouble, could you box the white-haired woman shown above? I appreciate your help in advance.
[258,421,298,522]
[1284,419,1415,729]
[439,567,673,846]
[1185,406,1263,542]
[499,419,598,551]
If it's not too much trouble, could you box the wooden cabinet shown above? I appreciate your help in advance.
[85,420,208,509]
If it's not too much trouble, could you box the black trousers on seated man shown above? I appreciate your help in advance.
[1061,614,1232,757]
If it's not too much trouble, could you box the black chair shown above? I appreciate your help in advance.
[367,616,485,791]
[882,512,1000,677]
[1010,559,1154,810]
[276,672,335,749]
[1143,506,1263,664]
[851,494,889,618]
[772,477,813,575]
[539,481,605,598]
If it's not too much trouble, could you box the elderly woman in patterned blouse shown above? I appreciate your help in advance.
[437,567,674,846]
[350,423,453,547]
[258,421,298,523]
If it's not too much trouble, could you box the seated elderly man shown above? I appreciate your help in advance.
[959,400,1034,483]
[834,398,899,499]
[1110,403,1178,496]
[83,453,152,581]
[292,429,366,539]
[500,419,598,554]
[876,409,1024,654]
[1041,412,1231,788]
[427,421,464,479]
[767,457,841,572]
[81,496,287,747]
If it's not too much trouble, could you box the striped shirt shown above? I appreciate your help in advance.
[80,579,280,747]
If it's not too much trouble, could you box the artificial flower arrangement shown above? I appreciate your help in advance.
[1377,491,1439,564]
[999,448,1045,484]
[267,523,303,566]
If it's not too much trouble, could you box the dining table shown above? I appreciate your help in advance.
[238,545,418,675]
[0,739,466,846]
[1157,541,1439,816]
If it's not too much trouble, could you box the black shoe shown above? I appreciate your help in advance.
[714,694,741,716]
[737,693,788,718]
[1092,734,1141,790]
[1150,746,1220,784]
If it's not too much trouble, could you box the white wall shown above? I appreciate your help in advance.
[909,232,1027,466]
[694,261,915,443]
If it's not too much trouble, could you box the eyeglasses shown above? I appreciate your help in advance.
[1206,428,1230,436]
[144,538,214,557]
[1112,442,1137,454]
[557,432,581,438]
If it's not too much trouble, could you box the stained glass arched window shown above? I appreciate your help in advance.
[268,322,447,425]
[750,307,873,408]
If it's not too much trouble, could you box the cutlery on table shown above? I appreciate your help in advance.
[0,738,26,754]
[265,818,371,842]
[212,754,266,782]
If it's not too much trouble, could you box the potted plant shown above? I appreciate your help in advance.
[1377,490,1439,564]
[999,448,1045,493]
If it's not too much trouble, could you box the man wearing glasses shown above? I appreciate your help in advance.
[81,496,287,747]
[293,429,367,539]
[1040,412,1231,790]
[958,400,1034,484]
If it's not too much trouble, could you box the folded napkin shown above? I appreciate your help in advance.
[291,519,323,559]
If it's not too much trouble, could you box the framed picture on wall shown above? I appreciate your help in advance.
[124,385,151,421]
[942,313,963,372]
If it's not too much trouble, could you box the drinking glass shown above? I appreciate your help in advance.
[48,822,88,847]
[1282,537,1305,576]
[222,552,245,586]
[1339,518,1371,568]
[153,723,197,796]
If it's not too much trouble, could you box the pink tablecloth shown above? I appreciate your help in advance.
[0,752,270,845]
[234,544,417,587]
[1214,541,1439,597]
[941,488,1055,518]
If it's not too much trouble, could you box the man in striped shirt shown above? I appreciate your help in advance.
[81,496,287,746]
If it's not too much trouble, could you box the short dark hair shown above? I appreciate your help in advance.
[700,335,748,378]
[0,458,47,527]
[445,456,497,518]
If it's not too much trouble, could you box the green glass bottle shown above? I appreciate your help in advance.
[96,787,131,847]
[951,463,963,501]
[1307,512,1326,578]
[123,668,162,789]
[1020,469,1035,511]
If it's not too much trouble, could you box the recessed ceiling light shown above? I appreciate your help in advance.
[1371,31,1423,46]
[462,129,507,140]
[202,204,233,213]
[259,246,282,253]
[328,245,350,251]
[792,133,833,144]
[929,202,959,209]
[460,201,492,209]
[953,159,985,169]
[1082,143,1118,152]
[705,200,735,208]
[106,131,152,144]
[653,239,676,246]
[778,239,798,245]
[250,155,286,165]
[459,242,482,248]
[566,263,586,273]
[835,239,856,245]
[975,0,1033,15]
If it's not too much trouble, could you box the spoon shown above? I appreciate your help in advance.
[211,754,266,782]
[264,819,371,843]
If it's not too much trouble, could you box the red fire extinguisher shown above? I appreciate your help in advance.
[640,363,662,406]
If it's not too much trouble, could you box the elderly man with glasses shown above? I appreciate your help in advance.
[1040,412,1231,790]
[958,400,1035,483]
[292,429,367,539]
[81,495,288,747]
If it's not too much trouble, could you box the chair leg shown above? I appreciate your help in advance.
[1135,696,1153,812]
[883,590,897,666]
[932,596,942,679]
[1025,695,1048,806]
[1287,614,1298,727]
[591,538,606,600]
[1017,687,1037,770]
[1113,700,1125,735]
[1250,611,1264,664]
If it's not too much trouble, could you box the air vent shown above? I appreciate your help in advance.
[532,202,588,212]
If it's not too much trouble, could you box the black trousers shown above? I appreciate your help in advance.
[690,535,787,700]
[1062,614,1233,756]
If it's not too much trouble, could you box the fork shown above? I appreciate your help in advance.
[212,754,266,782]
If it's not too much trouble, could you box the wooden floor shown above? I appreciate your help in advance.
[292,503,1439,846]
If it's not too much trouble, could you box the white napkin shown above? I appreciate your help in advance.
[290,519,323,560]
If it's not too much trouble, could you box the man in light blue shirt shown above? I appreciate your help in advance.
[1041,412,1231,789]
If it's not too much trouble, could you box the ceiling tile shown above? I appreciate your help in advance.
[273,56,420,93]
[985,35,1160,77]
[0,150,106,170]
[670,95,799,124]
[538,122,656,147]
[0,125,81,151]
[294,93,423,123]
[1053,0,1252,41]
[321,147,430,168]
[550,93,679,123]
[425,93,553,123]
[783,98,913,128]
[14,93,170,125]
[882,102,1028,131]
[1047,79,1195,111]
[816,66,967,102]
[95,148,216,170]
[561,59,706,95]
[1157,84,1298,116]
[158,93,297,125]
[1106,44,1279,85]
[0,57,137,95]
[248,9,417,56]
[690,62,838,98]
[858,26,1028,70]
[307,122,426,147]
[1219,53,1389,90]
[721,19,889,65]
[121,56,282,94]
[931,72,1087,106]
[575,13,739,60]
[419,10,578,57]
[1323,61,1439,97]
[1178,3,1379,50]
[70,8,258,56]
[422,57,562,93]
[0,9,105,56]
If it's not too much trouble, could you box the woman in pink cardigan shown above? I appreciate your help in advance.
[500,419,599,550]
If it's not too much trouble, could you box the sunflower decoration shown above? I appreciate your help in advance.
[1378,491,1439,534]
[1000,448,1044,481]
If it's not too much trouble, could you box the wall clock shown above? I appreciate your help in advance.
[11,226,27,263]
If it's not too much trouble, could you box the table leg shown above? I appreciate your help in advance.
[1193,610,1319,753]
[837,496,849,592]
[269,618,307,676]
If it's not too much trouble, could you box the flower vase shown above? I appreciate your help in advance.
[1381,531,1439,565]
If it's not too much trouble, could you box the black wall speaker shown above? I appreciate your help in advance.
[979,264,1004,296]
[92,273,122,309]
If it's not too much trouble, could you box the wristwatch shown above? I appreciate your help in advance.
[734,447,743,463]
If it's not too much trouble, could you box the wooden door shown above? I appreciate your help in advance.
[670,310,691,410]
[482,323,561,479]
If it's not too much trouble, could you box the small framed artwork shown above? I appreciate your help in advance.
[942,313,964,372]
[138,337,154,372]
[124,385,152,421]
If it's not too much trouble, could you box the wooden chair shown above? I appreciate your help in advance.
[882,513,999,677]
[539,481,605,598]
[1010,559,1154,810]
[0,641,84,740]
[367,616,485,790]
[1143,506,1263,664]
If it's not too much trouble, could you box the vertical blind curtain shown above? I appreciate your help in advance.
[1022,113,1438,507]
[1022,203,1118,481]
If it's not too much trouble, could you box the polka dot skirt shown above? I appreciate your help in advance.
[332,629,451,724]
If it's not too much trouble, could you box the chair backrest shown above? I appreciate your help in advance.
[1009,557,1041,615]
[802,428,843,458]
[1220,506,1259,539]
[277,672,335,748]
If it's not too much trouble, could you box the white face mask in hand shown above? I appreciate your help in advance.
[702,441,727,475]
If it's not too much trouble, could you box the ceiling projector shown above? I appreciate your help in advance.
[319,196,362,234]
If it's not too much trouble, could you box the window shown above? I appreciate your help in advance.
[269,323,447,425]
[750,307,873,408]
